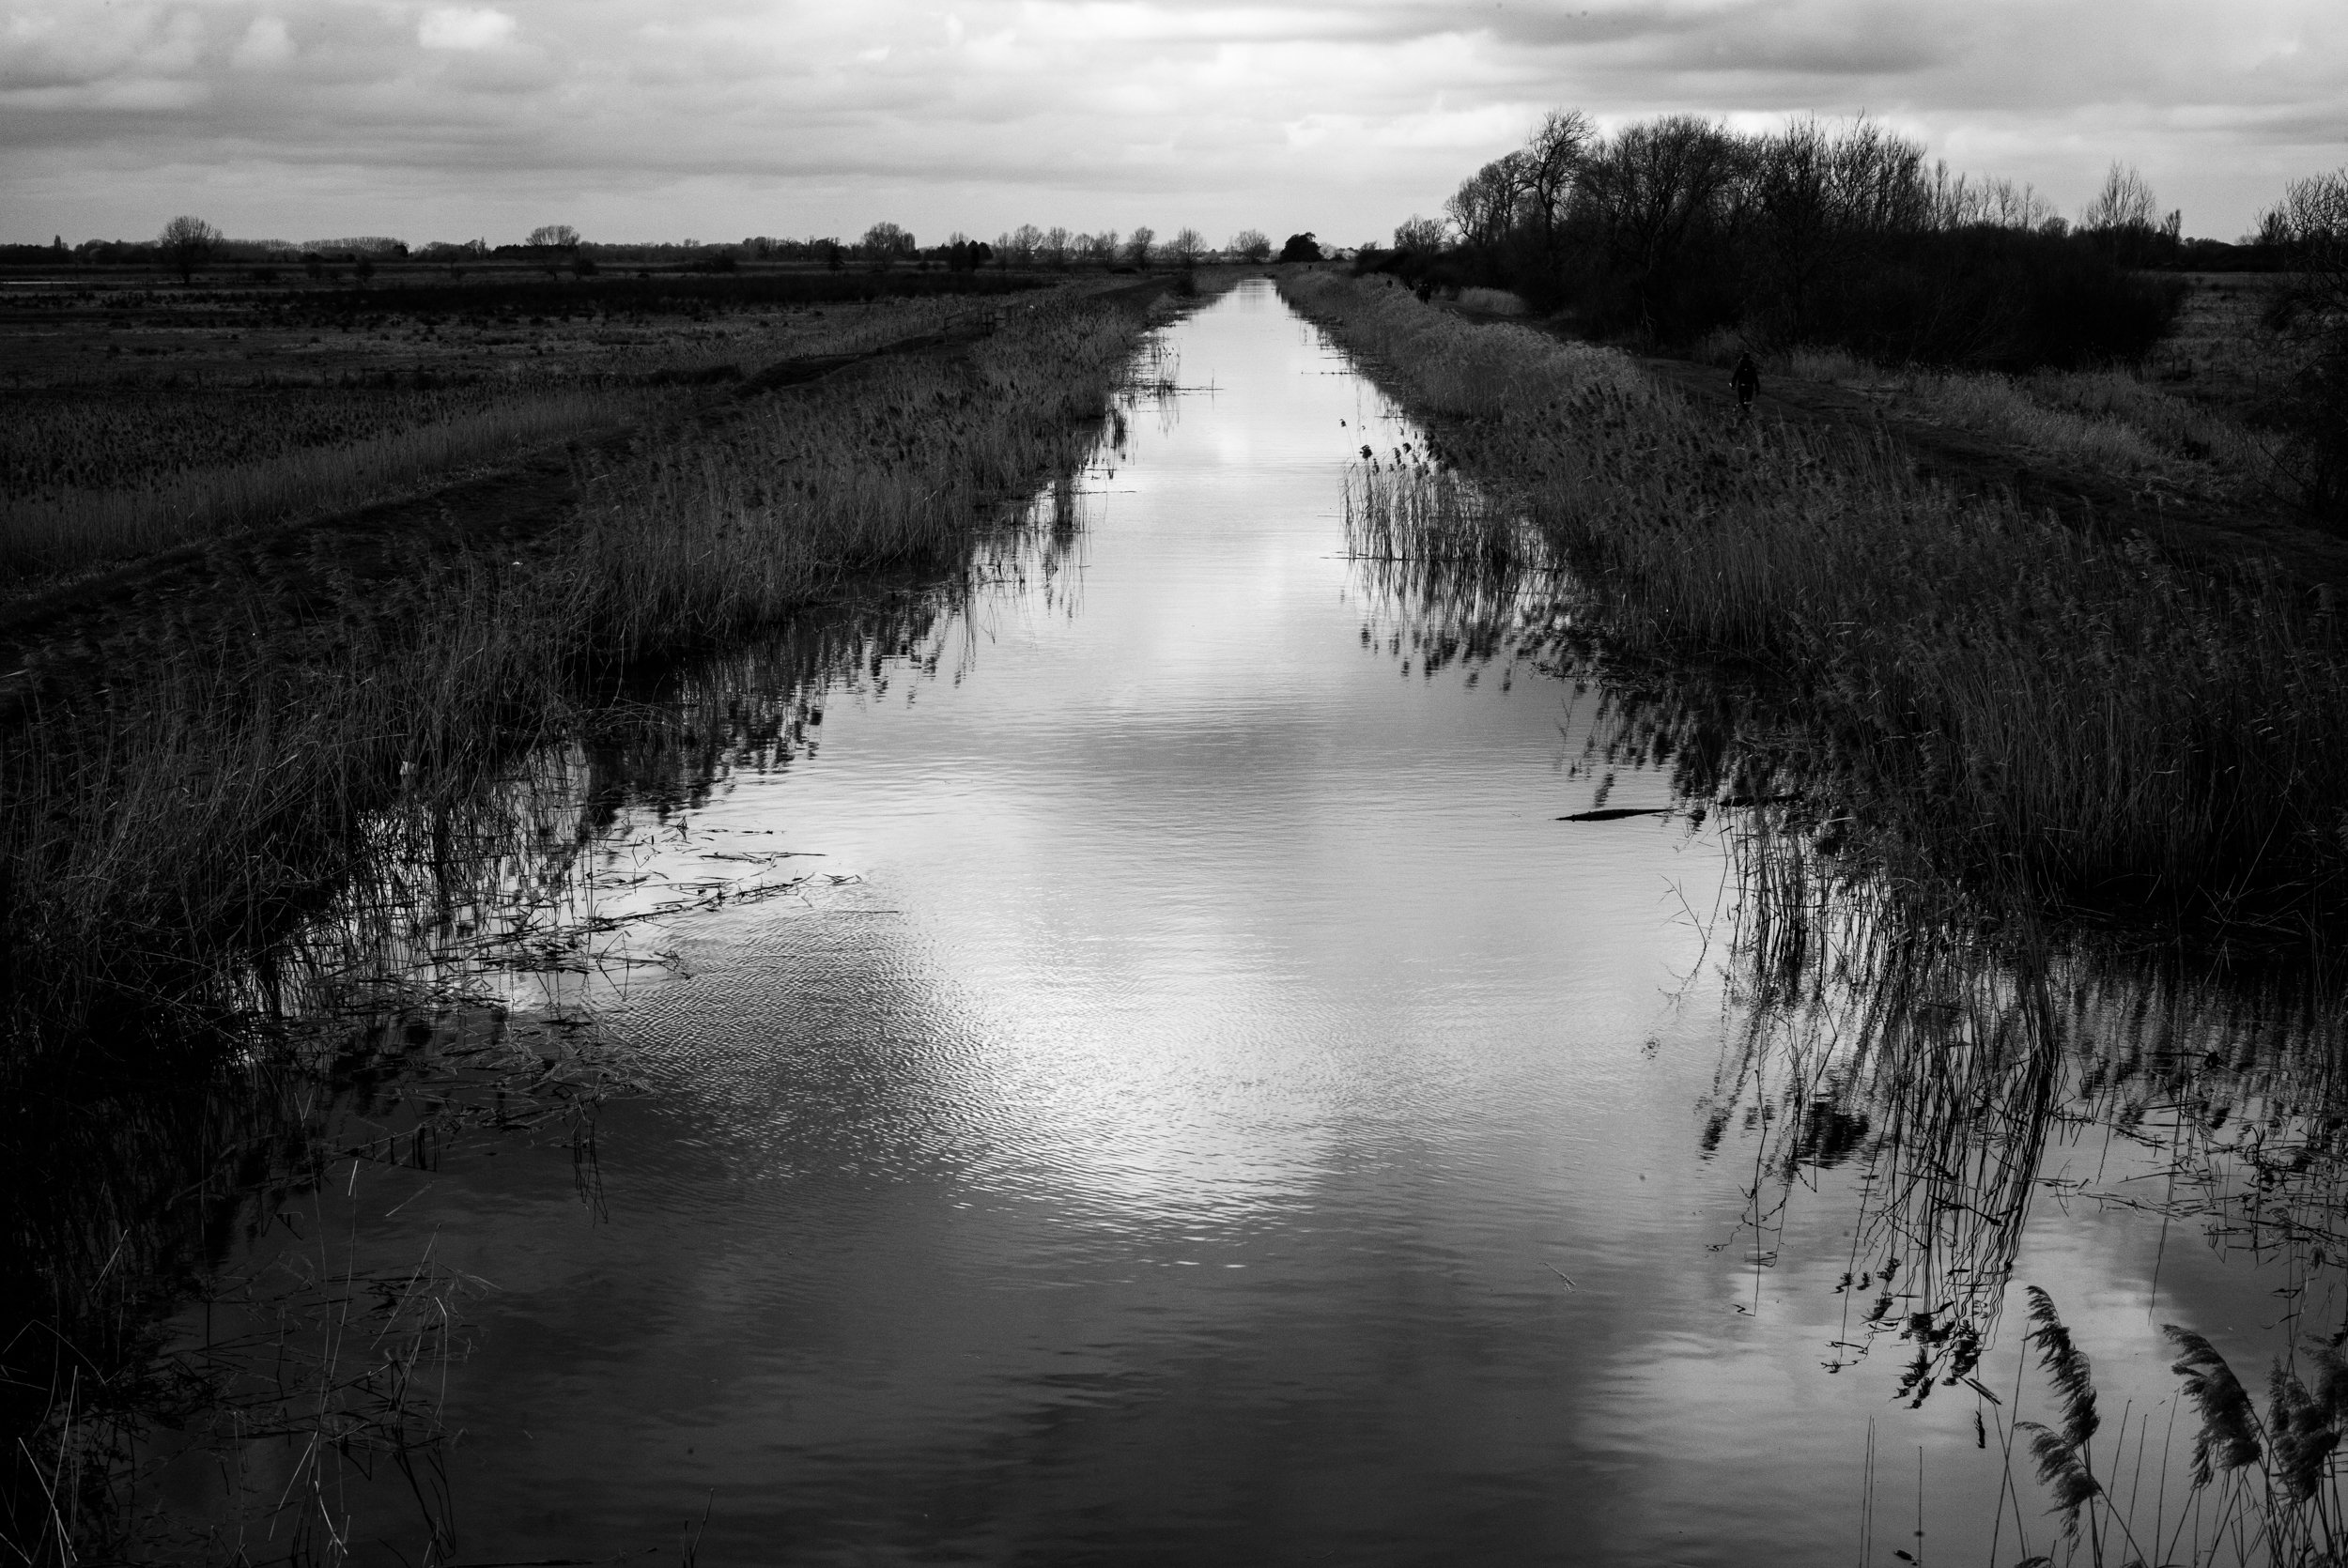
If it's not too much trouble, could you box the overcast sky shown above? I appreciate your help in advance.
[4,0,2343,249]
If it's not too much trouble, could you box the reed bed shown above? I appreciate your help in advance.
[1994,1289,2348,1567]
[1452,285,1528,316]
[1,295,1165,1558]
[0,287,1165,1054]
[1282,270,2348,932]
[1381,469,2348,1560]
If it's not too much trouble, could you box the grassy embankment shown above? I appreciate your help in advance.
[0,284,1033,585]
[1691,280,2291,502]
[0,283,1171,1052]
[1287,270,2348,937]
[0,276,1174,1561]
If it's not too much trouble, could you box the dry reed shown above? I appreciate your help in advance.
[1282,270,2348,931]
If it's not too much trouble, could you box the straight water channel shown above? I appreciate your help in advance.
[134,280,2345,1564]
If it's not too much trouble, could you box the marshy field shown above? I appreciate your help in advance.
[10,249,2348,1568]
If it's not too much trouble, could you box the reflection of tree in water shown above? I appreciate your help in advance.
[1342,455,1563,686]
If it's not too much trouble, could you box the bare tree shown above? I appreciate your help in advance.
[2265,169,2348,302]
[1580,115,1745,290]
[2080,162,2157,233]
[1043,226,1072,267]
[2259,168,2348,516]
[1125,226,1156,267]
[158,214,222,284]
[1229,228,1271,263]
[1578,115,1747,331]
[525,223,579,248]
[860,221,916,268]
[1522,109,1594,252]
[1392,215,1444,254]
[1444,154,1524,251]
[1166,227,1205,268]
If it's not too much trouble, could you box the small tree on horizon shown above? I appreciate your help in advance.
[1392,215,1444,254]
[525,223,580,249]
[159,214,222,284]
[1229,228,1272,263]
[1277,232,1321,264]
[860,221,916,269]
[1167,226,1205,269]
[2080,163,2156,234]
[1124,226,1156,268]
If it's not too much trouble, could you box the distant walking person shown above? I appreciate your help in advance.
[1731,351,1760,422]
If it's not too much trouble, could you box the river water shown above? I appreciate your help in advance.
[122,280,2348,1565]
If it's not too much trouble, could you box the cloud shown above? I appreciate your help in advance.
[418,7,517,51]
[0,0,2341,245]
[231,15,295,69]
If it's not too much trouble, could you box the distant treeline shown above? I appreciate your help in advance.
[1367,112,2250,368]
[0,235,844,270]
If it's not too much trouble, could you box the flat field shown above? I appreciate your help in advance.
[0,262,1056,586]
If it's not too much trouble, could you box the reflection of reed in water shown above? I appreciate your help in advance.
[1342,458,1568,685]
[1707,817,2062,1396]
[0,581,1025,1563]
[1328,373,2348,1563]
[1712,810,2348,1394]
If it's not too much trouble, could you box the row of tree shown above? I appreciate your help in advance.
[63,219,1328,285]
[861,224,1321,270]
[1383,111,2197,367]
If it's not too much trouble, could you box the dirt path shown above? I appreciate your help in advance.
[1460,305,2348,591]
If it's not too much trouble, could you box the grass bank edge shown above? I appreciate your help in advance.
[0,283,1185,1053]
[1284,269,2348,940]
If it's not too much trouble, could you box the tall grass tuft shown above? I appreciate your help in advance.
[2027,1286,2101,1451]
[2170,1327,2266,1487]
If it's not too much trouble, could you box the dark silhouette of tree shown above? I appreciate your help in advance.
[1125,226,1156,267]
[2261,168,2348,520]
[2080,163,2156,234]
[1522,108,1594,256]
[1392,216,1444,255]
[1167,227,1206,269]
[1229,229,1272,263]
[860,222,916,269]
[158,215,222,284]
[525,223,579,249]
[1387,104,2182,365]
[1445,156,1523,253]
[1277,232,1321,263]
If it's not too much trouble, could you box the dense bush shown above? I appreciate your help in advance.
[1398,110,2186,368]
